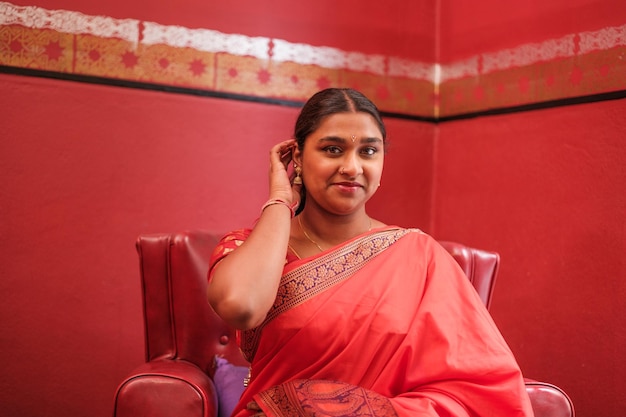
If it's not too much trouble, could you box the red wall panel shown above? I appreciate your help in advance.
[0,72,431,417]
[0,73,293,417]
[433,98,626,417]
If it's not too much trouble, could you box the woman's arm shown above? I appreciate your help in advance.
[207,140,301,330]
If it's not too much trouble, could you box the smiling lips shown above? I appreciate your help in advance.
[334,181,363,192]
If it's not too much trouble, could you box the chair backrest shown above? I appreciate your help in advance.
[438,241,499,309]
[137,231,246,374]
[136,231,500,372]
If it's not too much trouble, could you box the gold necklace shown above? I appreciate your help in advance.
[298,216,373,253]
[298,216,324,252]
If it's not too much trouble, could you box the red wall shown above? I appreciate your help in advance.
[433,99,626,416]
[2,1,626,417]
[0,72,432,417]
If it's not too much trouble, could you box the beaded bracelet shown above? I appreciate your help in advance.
[260,198,298,218]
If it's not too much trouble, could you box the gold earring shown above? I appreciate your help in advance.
[293,165,302,185]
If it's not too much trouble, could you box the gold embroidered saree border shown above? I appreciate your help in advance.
[255,379,399,417]
[240,227,416,361]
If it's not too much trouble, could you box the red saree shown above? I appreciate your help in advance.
[209,227,534,417]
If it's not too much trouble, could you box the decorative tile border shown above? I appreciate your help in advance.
[1,1,625,118]
[438,27,626,117]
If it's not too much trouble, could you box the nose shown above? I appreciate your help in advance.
[340,152,363,177]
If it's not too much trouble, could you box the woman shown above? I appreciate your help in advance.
[207,88,534,416]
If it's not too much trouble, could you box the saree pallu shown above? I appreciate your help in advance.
[210,227,534,417]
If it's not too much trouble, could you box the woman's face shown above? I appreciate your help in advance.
[294,111,384,215]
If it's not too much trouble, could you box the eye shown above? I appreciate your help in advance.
[323,145,343,155]
[361,146,378,156]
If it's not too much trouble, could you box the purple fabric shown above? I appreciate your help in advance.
[214,356,248,417]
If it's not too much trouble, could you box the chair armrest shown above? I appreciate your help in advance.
[525,378,575,417]
[113,359,218,417]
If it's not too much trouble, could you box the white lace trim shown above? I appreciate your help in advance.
[272,39,389,75]
[579,24,626,54]
[0,2,139,43]
[482,35,576,74]
[388,56,436,80]
[142,21,270,60]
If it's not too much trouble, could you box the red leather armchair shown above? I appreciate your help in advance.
[113,231,574,417]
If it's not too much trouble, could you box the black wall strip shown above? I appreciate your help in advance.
[437,89,626,123]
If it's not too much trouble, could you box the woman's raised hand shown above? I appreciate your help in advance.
[268,139,302,208]
[209,140,303,330]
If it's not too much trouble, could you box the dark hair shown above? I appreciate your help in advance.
[293,88,386,214]
[294,88,386,150]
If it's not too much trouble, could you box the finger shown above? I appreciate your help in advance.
[279,142,296,160]
[271,140,297,170]
[271,139,296,159]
